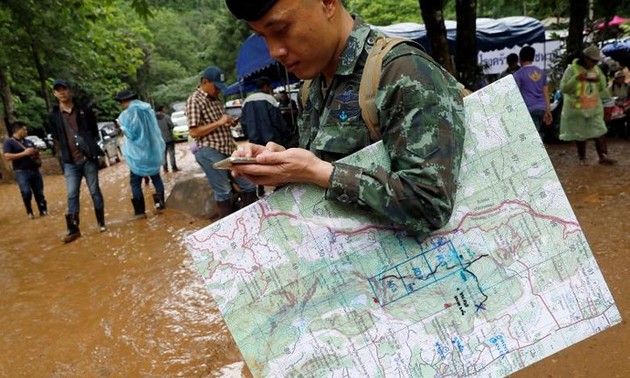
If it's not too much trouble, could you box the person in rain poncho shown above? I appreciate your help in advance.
[559,45,616,165]
[115,90,166,218]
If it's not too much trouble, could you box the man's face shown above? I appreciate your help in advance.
[17,126,28,138]
[201,79,221,98]
[53,86,72,103]
[249,0,339,80]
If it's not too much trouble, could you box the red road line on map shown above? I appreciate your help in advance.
[435,199,580,239]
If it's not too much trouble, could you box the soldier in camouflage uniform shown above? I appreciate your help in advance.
[225,0,465,238]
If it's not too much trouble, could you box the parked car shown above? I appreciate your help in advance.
[171,111,190,142]
[25,135,47,151]
[97,122,123,168]
[225,104,247,141]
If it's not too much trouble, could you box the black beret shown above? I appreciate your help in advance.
[225,0,279,21]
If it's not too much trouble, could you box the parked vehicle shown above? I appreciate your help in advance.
[25,135,47,150]
[97,122,123,168]
[171,111,190,142]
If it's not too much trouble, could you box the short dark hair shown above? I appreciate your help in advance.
[507,53,519,65]
[519,46,535,62]
[255,76,271,90]
[156,105,165,112]
[11,121,27,134]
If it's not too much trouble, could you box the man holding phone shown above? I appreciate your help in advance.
[185,66,258,218]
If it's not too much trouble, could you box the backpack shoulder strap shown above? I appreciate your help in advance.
[359,36,408,142]
[300,80,311,109]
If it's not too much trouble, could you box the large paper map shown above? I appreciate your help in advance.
[186,77,621,377]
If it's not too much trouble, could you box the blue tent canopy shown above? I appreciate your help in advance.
[236,34,277,79]
[225,34,299,97]
[375,16,545,54]
[602,39,630,67]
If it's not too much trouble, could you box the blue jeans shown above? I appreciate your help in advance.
[530,110,546,135]
[164,142,177,170]
[194,146,256,202]
[15,169,46,214]
[130,171,164,201]
[64,159,104,214]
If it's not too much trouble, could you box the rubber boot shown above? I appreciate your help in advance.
[95,208,106,232]
[38,199,48,216]
[240,190,258,209]
[595,137,617,165]
[23,198,34,219]
[63,213,81,243]
[152,193,165,213]
[131,198,147,219]
[216,200,233,218]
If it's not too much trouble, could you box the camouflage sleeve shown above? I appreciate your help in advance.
[326,47,466,237]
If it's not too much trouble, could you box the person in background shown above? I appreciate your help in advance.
[115,89,166,219]
[156,105,179,172]
[241,76,292,147]
[607,70,630,138]
[225,0,465,237]
[2,121,48,219]
[512,46,552,139]
[185,66,258,218]
[559,45,616,166]
[278,90,300,148]
[47,79,106,243]
[499,53,521,78]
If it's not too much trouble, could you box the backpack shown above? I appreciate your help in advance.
[300,36,470,141]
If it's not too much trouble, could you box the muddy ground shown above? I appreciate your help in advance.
[0,140,628,377]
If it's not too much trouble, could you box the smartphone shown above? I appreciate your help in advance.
[213,156,258,169]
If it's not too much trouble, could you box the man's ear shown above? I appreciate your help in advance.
[321,0,337,19]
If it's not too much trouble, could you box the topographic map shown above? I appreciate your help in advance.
[186,77,621,377]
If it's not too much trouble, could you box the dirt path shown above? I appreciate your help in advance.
[0,140,628,377]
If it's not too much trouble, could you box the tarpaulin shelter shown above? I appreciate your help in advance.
[375,16,545,54]
[596,15,629,30]
[224,34,299,96]
[602,39,630,67]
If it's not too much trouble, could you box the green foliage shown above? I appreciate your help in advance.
[8,0,627,129]
[347,0,422,25]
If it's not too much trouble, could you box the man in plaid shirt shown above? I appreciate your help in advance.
[185,66,258,218]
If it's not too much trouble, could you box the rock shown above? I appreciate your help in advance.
[166,176,217,219]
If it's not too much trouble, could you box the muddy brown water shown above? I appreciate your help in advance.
[0,141,628,377]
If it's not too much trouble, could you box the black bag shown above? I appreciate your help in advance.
[73,134,103,160]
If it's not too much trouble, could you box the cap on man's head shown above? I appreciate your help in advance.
[615,70,626,79]
[53,79,70,90]
[225,0,278,21]
[114,89,138,102]
[202,66,227,92]
[583,45,603,61]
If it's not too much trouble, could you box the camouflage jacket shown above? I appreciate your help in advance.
[300,17,466,237]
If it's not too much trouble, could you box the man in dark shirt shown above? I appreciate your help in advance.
[2,121,47,219]
[277,90,300,148]
[240,77,291,147]
[156,105,179,172]
[46,79,106,243]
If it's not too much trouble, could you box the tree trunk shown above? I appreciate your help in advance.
[455,0,478,90]
[567,0,588,62]
[0,65,17,128]
[30,40,51,111]
[418,0,455,74]
[0,68,13,182]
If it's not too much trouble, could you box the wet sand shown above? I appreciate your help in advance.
[0,141,628,377]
